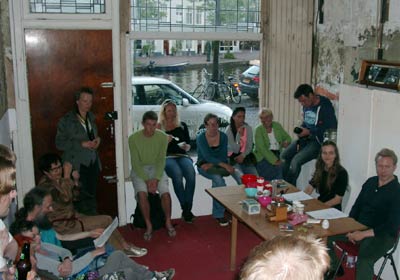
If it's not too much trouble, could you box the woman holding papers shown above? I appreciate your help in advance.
[11,220,175,280]
[304,141,348,210]
[157,100,196,223]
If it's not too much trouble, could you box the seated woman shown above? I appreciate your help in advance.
[253,108,291,181]
[0,156,19,279]
[196,113,238,227]
[225,107,258,184]
[157,100,196,223]
[37,153,147,257]
[304,140,348,210]
[11,219,175,280]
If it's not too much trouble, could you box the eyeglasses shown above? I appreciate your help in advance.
[49,165,62,172]
[162,99,176,106]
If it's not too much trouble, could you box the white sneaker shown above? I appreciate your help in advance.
[152,268,175,280]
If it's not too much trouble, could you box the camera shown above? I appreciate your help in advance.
[293,127,303,134]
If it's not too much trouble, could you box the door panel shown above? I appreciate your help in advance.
[25,29,117,217]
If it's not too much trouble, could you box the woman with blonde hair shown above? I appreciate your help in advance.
[0,153,19,279]
[253,108,291,181]
[157,100,196,223]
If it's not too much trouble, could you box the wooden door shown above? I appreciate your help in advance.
[25,29,117,217]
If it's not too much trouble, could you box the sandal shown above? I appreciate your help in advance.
[143,231,153,241]
[167,227,176,238]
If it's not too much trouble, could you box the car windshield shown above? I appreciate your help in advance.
[245,66,259,75]
[132,83,199,105]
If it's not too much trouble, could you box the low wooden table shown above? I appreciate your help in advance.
[206,185,367,271]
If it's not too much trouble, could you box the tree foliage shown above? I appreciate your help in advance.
[134,0,167,20]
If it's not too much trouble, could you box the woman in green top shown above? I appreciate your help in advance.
[253,108,291,181]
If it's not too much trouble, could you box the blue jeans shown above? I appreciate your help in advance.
[281,139,320,185]
[165,157,196,211]
[256,159,282,181]
[197,167,227,218]
[231,164,258,185]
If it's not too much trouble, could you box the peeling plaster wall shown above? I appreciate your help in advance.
[314,0,400,93]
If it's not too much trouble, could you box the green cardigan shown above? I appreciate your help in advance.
[253,121,291,164]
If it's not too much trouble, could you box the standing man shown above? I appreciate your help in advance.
[129,111,175,241]
[326,148,400,279]
[281,84,337,185]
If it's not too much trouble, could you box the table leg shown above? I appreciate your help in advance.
[230,215,238,271]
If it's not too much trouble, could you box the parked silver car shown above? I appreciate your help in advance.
[132,76,232,140]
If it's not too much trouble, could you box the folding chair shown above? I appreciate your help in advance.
[376,231,400,280]
[332,230,400,280]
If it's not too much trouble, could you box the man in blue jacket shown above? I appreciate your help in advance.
[281,84,337,185]
[326,148,400,279]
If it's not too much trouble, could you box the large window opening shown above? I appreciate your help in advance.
[128,0,262,152]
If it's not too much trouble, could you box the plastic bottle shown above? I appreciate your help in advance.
[346,255,355,268]
[16,243,31,280]
[256,177,264,195]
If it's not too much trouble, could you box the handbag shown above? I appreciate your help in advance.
[131,193,166,230]
[197,160,230,176]
[229,152,257,166]
[207,165,230,176]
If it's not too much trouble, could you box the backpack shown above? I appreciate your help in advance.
[130,193,166,230]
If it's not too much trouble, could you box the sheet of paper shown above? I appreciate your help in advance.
[93,217,118,248]
[306,208,348,220]
[282,191,313,202]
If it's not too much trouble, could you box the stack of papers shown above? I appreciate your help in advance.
[94,217,119,247]
[282,191,313,202]
[306,208,348,220]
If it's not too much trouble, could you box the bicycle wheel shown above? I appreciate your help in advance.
[192,84,205,98]
[204,83,215,100]
[230,86,241,104]
[218,83,230,102]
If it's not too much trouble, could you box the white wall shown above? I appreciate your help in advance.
[338,84,400,278]
[0,109,16,147]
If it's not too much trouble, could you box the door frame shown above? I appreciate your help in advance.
[9,0,127,224]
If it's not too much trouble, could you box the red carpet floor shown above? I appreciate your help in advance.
[118,215,263,280]
[119,215,362,280]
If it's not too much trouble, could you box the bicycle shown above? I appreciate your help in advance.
[192,68,217,100]
[192,68,241,104]
[217,70,242,104]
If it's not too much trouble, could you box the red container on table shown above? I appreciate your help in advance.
[264,183,273,197]
[241,174,257,186]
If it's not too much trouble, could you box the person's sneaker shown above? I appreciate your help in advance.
[152,268,175,280]
[217,217,229,227]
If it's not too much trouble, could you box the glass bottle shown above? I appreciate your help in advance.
[16,242,31,280]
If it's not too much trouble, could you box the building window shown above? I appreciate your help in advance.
[160,4,168,22]
[29,0,106,14]
[175,4,183,24]
[186,9,193,25]
[195,8,202,25]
